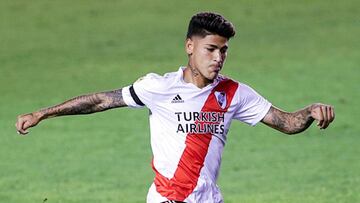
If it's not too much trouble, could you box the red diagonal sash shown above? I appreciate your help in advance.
[153,79,239,201]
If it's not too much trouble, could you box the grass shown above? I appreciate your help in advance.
[1,0,359,202]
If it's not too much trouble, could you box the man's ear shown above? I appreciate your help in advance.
[185,38,194,55]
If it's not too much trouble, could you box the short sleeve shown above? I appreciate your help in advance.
[122,85,145,108]
[121,73,159,108]
[233,84,272,126]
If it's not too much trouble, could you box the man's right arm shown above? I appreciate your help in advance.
[16,88,127,135]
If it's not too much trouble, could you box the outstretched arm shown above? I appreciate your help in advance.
[261,103,335,135]
[16,88,127,135]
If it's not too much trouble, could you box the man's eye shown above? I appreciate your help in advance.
[220,48,228,53]
[207,48,215,52]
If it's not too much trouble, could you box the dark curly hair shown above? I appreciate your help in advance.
[186,12,236,39]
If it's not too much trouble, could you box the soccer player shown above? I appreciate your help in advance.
[16,12,335,203]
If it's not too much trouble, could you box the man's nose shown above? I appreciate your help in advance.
[214,50,222,62]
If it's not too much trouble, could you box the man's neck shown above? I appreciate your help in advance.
[183,65,213,89]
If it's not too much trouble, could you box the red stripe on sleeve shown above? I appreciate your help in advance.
[153,79,239,201]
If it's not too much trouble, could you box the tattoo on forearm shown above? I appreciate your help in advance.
[40,88,126,119]
[265,106,314,134]
[102,89,127,109]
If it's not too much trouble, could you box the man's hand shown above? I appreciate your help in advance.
[16,112,42,135]
[310,103,335,129]
[15,88,127,136]
[262,103,335,135]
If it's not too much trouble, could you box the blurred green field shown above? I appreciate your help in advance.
[1,0,359,202]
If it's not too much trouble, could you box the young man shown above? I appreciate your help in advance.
[16,12,335,203]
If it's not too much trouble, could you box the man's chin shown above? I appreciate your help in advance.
[206,73,219,81]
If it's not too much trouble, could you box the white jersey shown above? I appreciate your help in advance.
[122,67,271,203]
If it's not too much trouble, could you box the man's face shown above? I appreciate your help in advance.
[186,34,229,82]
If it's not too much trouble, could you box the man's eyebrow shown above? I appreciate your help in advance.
[205,44,228,49]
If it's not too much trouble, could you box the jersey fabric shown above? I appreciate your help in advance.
[122,67,271,203]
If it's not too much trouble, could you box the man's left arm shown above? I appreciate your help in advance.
[261,103,335,135]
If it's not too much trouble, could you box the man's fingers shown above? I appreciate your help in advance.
[321,105,336,129]
[15,125,27,135]
[330,106,335,122]
[322,106,330,129]
[325,106,330,122]
[311,104,335,131]
[15,120,20,132]
[23,120,31,130]
[325,106,332,128]
[22,120,32,134]
[18,130,28,135]
[320,105,328,129]
[15,116,30,135]
[15,119,25,134]
[316,106,324,128]
[15,116,23,131]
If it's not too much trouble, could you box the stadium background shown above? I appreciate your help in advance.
[0,0,359,202]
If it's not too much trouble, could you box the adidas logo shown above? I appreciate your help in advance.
[171,94,184,103]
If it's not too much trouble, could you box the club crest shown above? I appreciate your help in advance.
[214,91,226,109]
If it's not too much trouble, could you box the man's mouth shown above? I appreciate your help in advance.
[211,64,222,72]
